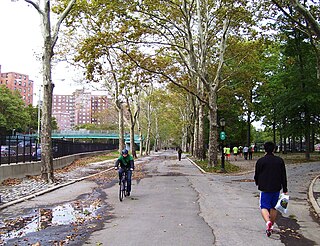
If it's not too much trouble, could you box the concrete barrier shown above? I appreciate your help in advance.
[0,150,113,182]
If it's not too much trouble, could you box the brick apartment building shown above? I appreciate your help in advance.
[53,89,109,130]
[0,65,34,105]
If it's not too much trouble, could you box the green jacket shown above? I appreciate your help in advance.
[115,154,134,169]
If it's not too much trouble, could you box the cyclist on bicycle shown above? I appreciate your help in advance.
[114,149,134,196]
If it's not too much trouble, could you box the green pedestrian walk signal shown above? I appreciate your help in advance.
[220,131,226,140]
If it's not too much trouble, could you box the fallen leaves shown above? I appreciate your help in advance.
[1,178,22,186]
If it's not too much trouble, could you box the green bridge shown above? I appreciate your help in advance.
[26,130,141,144]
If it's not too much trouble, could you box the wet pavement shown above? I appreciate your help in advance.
[0,151,319,245]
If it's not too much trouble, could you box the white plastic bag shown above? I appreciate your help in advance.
[275,193,289,214]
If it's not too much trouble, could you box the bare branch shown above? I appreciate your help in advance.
[52,0,76,48]
[290,0,320,39]
[116,47,208,106]
[24,0,44,15]
[213,17,230,93]
[271,0,315,37]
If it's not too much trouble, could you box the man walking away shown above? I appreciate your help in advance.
[254,141,288,237]
[243,146,249,160]
[177,147,182,161]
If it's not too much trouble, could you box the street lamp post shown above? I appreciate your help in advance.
[220,118,226,172]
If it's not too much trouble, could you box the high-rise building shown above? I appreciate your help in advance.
[52,95,74,131]
[52,89,109,130]
[0,64,34,105]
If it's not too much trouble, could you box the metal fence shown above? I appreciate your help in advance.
[0,135,118,165]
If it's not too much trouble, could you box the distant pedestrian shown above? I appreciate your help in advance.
[177,147,182,161]
[243,146,249,160]
[254,141,288,237]
[238,146,243,157]
[224,146,231,161]
[232,146,238,161]
[248,146,253,160]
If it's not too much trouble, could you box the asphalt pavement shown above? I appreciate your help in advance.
[0,150,319,245]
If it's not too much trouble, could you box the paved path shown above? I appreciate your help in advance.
[0,150,319,245]
[87,151,320,245]
[86,152,214,246]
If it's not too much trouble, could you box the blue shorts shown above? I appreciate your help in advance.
[260,191,280,210]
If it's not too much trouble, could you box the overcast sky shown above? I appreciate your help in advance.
[0,0,101,103]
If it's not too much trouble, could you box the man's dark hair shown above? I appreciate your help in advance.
[264,141,275,153]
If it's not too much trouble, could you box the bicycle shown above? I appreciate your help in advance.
[119,168,128,202]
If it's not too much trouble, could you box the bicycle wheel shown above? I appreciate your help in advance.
[119,176,125,202]
[119,182,124,201]
[123,178,127,197]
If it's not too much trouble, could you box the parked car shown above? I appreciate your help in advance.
[1,146,16,156]
[18,141,35,147]
[32,147,41,161]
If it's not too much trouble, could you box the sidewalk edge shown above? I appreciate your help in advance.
[0,167,114,210]
[308,175,320,217]
[187,157,208,174]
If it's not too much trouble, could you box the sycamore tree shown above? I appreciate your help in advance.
[133,0,259,166]
[59,0,263,167]
[12,0,76,182]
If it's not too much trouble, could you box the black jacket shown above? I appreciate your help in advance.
[254,153,288,193]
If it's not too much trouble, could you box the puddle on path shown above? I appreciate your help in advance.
[0,200,101,244]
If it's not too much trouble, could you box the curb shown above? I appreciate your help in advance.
[0,155,154,211]
[308,175,320,218]
[187,157,208,174]
[187,157,255,176]
[0,166,114,210]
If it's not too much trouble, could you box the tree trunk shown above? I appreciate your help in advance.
[130,125,137,158]
[146,102,151,155]
[40,1,54,183]
[208,94,218,167]
[305,112,311,160]
[193,104,199,157]
[198,103,205,160]
[155,115,160,151]
[137,120,143,157]
[116,100,124,152]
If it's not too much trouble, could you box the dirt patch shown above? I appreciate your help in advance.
[232,179,255,182]
[1,178,22,186]
[160,172,186,177]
